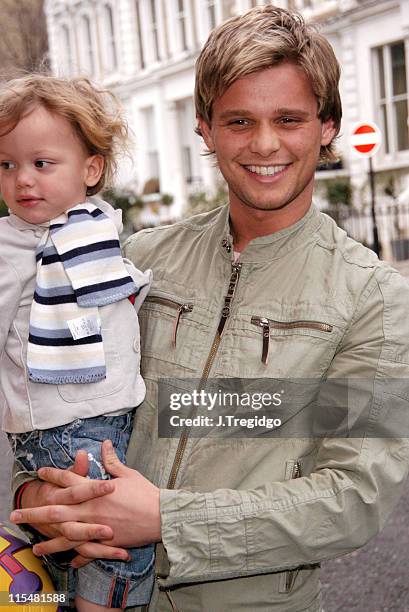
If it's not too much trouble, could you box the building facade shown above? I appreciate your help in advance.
[44,0,409,220]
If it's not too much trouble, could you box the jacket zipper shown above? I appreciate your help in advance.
[251,317,333,365]
[145,296,194,347]
[167,262,242,489]
[285,461,302,592]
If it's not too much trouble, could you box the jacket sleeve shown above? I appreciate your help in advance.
[0,253,22,354]
[159,266,409,586]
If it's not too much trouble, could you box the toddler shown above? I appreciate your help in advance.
[0,74,154,610]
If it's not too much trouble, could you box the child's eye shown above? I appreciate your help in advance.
[34,160,52,169]
[0,161,16,170]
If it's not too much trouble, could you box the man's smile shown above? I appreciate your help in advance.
[243,164,290,176]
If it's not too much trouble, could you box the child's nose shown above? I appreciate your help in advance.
[16,168,35,188]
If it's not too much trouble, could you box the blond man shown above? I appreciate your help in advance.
[12,6,409,612]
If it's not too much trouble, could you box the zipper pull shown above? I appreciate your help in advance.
[217,263,242,335]
[172,304,193,347]
[260,317,270,365]
[292,460,302,479]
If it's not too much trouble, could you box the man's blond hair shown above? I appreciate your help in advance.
[0,74,128,194]
[195,5,341,162]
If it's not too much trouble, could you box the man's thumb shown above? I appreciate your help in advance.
[101,439,129,477]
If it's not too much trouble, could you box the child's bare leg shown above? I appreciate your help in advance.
[75,595,122,611]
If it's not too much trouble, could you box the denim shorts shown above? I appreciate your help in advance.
[8,411,155,609]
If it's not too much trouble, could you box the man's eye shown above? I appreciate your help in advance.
[229,119,250,126]
[0,161,16,170]
[34,160,51,168]
[279,117,299,125]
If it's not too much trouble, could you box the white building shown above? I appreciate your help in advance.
[44,0,409,220]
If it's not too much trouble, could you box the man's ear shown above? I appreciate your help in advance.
[85,154,105,188]
[198,116,215,152]
[320,119,337,147]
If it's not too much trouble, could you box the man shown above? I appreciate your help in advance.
[11,5,409,612]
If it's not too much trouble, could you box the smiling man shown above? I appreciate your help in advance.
[12,5,409,612]
[197,62,336,248]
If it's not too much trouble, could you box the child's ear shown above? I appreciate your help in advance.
[85,154,105,189]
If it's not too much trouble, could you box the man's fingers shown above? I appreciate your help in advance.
[74,541,130,563]
[32,522,113,556]
[37,466,87,488]
[101,440,129,478]
[11,505,76,525]
[50,480,115,505]
[59,521,113,541]
[69,450,89,477]
[33,536,86,556]
[70,554,92,569]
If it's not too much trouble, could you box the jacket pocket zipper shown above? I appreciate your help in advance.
[285,461,302,592]
[251,317,333,365]
[145,296,194,346]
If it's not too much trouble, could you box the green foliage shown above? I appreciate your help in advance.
[161,193,174,207]
[0,199,9,217]
[383,175,396,198]
[103,188,143,212]
[186,182,228,217]
[325,178,352,207]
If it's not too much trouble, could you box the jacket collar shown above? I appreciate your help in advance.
[7,213,49,232]
[218,204,322,264]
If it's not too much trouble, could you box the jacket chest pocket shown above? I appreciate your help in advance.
[217,314,341,378]
[138,294,205,377]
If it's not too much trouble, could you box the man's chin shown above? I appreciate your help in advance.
[235,198,292,213]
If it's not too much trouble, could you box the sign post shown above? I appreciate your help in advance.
[350,121,382,257]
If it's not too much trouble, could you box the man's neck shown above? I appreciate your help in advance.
[229,199,312,252]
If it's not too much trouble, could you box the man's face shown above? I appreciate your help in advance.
[198,62,336,218]
[0,105,103,225]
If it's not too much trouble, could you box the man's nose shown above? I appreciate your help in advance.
[249,123,280,157]
[16,167,35,188]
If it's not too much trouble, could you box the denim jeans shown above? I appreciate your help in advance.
[9,411,154,608]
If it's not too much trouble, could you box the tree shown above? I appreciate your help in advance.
[0,0,48,76]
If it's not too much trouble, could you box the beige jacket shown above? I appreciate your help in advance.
[1,200,147,433]
[121,204,409,612]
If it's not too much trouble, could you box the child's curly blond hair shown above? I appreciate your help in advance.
[0,74,128,194]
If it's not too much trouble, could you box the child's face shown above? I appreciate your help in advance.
[0,105,103,224]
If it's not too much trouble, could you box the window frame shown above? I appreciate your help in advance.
[79,13,95,76]
[374,39,409,157]
[101,3,118,74]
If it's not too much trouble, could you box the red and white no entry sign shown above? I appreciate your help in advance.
[350,121,382,157]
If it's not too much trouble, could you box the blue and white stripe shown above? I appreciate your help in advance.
[27,202,140,384]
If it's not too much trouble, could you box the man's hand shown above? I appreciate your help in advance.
[11,440,161,562]
[14,449,131,565]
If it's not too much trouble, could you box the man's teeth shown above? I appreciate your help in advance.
[245,165,287,176]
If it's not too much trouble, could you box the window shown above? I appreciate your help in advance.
[150,0,160,61]
[287,0,312,8]
[206,0,217,29]
[144,107,159,179]
[375,41,409,154]
[60,24,73,75]
[177,98,199,184]
[135,0,145,68]
[176,0,188,51]
[102,4,117,73]
[80,15,95,75]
